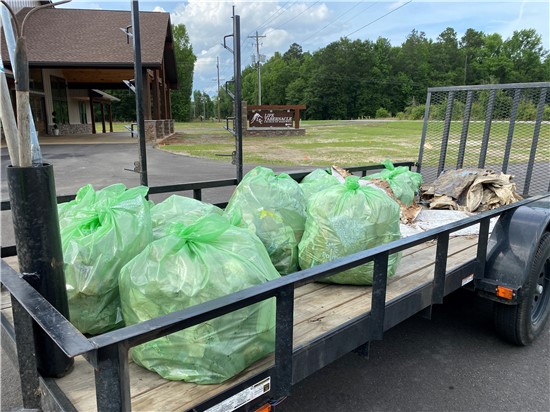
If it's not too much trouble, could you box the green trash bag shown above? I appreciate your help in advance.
[119,213,280,384]
[224,166,306,275]
[151,195,223,239]
[58,184,152,335]
[362,159,423,206]
[299,168,340,200]
[298,176,401,285]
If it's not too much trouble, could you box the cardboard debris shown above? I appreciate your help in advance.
[330,165,509,237]
[420,168,522,212]
[331,165,352,182]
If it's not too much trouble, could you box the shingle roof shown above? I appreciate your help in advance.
[2,7,172,68]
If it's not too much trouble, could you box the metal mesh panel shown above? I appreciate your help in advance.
[417,83,550,197]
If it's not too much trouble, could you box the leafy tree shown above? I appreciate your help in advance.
[170,24,196,121]
[503,29,548,81]
[235,27,547,121]
[460,28,485,84]
[106,89,136,121]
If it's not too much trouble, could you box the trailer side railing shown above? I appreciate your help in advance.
[2,182,548,410]
[417,82,549,197]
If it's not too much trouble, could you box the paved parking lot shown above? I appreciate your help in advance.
[1,139,549,411]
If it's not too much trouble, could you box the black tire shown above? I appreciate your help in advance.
[494,231,550,346]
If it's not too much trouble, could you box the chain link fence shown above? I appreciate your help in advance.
[417,82,550,197]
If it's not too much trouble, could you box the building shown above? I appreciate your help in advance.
[1,1,178,137]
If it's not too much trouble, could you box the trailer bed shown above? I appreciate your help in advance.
[1,235,478,411]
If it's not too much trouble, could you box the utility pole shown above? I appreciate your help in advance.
[217,56,221,121]
[248,31,266,105]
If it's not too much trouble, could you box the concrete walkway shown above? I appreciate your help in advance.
[1,131,137,149]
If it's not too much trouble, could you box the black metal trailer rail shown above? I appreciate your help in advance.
[1,175,548,411]
[1,82,548,411]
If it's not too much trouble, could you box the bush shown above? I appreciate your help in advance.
[375,107,391,118]
[516,100,537,121]
[405,105,425,120]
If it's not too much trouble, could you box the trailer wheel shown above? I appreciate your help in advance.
[494,232,550,345]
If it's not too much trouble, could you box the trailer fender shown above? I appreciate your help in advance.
[481,198,550,303]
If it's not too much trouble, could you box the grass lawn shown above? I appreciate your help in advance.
[157,120,424,167]
[112,119,548,169]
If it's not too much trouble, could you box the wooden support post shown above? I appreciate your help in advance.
[89,92,96,134]
[100,103,106,133]
[108,104,113,132]
[144,68,151,120]
[166,88,172,120]
[294,107,301,129]
[160,64,167,119]
[153,69,160,120]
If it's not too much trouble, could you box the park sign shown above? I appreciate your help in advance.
[247,105,306,129]
[250,111,293,127]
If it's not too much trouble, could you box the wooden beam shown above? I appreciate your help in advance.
[153,69,160,120]
[108,104,113,133]
[144,68,151,120]
[62,68,136,84]
[100,103,106,133]
[160,63,167,119]
[89,90,96,134]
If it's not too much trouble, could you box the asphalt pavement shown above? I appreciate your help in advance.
[1,136,549,411]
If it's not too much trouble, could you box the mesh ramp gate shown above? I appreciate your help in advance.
[417,82,550,197]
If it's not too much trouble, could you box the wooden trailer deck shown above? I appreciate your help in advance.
[1,235,479,411]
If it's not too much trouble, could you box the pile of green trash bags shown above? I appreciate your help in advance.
[119,213,280,384]
[299,176,402,285]
[225,166,307,275]
[362,159,423,206]
[299,168,340,200]
[58,184,151,335]
[151,194,223,239]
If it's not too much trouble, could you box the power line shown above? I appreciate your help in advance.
[300,1,366,45]
[345,0,413,38]
[264,1,321,37]
[339,1,381,27]
[252,0,296,34]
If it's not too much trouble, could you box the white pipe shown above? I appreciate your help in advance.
[0,65,20,165]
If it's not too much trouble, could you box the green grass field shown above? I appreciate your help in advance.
[112,119,548,168]
[158,120,425,167]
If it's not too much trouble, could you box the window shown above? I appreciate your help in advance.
[50,76,69,124]
[29,68,44,92]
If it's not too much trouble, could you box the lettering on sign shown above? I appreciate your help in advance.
[249,111,294,128]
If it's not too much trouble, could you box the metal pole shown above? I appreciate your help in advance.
[3,0,74,378]
[132,0,148,187]
[233,14,243,182]
[248,31,265,105]
[217,56,221,121]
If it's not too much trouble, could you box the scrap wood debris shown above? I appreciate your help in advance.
[420,168,523,212]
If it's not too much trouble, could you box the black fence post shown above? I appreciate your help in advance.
[7,163,74,377]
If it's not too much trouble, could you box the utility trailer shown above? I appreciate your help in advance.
[1,82,549,411]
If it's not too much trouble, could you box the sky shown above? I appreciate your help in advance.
[58,0,550,96]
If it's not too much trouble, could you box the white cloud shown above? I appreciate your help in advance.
[57,1,549,96]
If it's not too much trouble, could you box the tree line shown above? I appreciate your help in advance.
[108,26,548,122]
[236,27,548,120]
